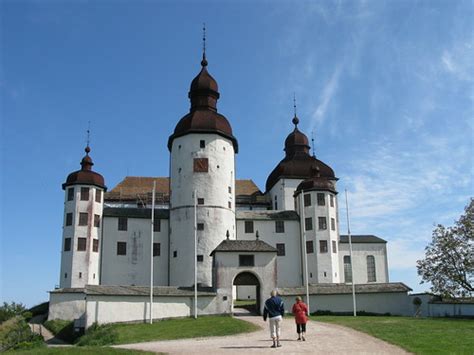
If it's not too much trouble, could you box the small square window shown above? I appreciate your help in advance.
[304,194,311,207]
[193,158,209,172]
[244,221,254,233]
[305,217,313,231]
[197,198,205,205]
[153,242,161,257]
[173,250,177,258]
[93,239,99,252]
[197,223,204,231]
[94,214,100,228]
[79,212,88,226]
[118,217,128,231]
[67,188,74,201]
[153,219,161,232]
[64,238,71,252]
[331,218,336,231]
[275,220,285,233]
[239,255,254,267]
[319,240,328,253]
[276,243,286,256]
[197,255,204,262]
[80,187,90,201]
[306,241,314,254]
[77,237,87,251]
[200,140,205,148]
[117,242,127,255]
[332,240,337,253]
[95,189,102,203]
[330,195,334,207]
[66,213,73,226]
[318,217,327,230]
[317,193,325,206]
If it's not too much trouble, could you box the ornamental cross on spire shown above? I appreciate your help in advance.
[201,23,208,67]
[292,93,299,128]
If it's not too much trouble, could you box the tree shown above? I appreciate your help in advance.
[0,302,27,323]
[417,199,474,298]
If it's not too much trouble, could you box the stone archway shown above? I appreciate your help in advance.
[233,272,261,315]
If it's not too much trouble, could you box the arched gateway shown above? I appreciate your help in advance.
[233,271,261,314]
[211,238,278,315]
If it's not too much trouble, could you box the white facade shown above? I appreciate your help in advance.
[269,178,302,210]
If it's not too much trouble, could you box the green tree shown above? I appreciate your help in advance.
[417,199,474,298]
[0,302,27,323]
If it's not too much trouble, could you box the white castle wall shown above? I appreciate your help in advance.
[100,216,169,286]
[48,292,86,321]
[60,185,103,288]
[169,134,235,287]
[269,179,302,211]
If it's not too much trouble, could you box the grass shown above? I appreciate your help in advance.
[10,347,155,354]
[78,315,259,346]
[313,316,474,354]
[43,320,77,343]
[233,299,256,307]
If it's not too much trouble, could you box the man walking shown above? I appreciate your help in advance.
[263,289,285,348]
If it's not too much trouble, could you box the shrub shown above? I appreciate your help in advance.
[0,302,27,323]
[0,316,44,351]
[43,319,78,343]
[76,323,118,346]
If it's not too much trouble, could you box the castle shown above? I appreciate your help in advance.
[49,49,411,327]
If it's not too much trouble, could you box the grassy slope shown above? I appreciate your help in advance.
[313,316,474,354]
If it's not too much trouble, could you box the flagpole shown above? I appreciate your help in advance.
[300,193,310,312]
[194,190,198,319]
[345,189,357,317]
[150,180,156,324]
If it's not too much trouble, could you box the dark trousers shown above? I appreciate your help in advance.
[296,323,306,334]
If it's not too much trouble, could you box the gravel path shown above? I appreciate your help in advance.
[116,313,410,354]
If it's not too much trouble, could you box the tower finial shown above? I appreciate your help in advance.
[85,121,91,154]
[292,93,299,128]
[311,130,316,158]
[201,23,208,67]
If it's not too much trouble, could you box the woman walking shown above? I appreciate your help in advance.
[292,296,308,341]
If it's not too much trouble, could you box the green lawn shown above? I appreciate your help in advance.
[10,347,154,354]
[78,315,260,346]
[313,316,474,354]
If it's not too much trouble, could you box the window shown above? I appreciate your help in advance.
[117,242,127,255]
[317,193,325,206]
[239,255,254,267]
[66,213,73,226]
[197,223,204,231]
[64,238,71,251]
[367,255,376,282]
[228,201,232,208]
[93,239,99,252]
[318,217,327,230]
[79,213,88,226]
[193,158,208,172]
[244,221,254,233]
[153,219,161,232]
[80,187,90,201]
[330,195,334,207]
[306,241,314,254]
[96,189,102,203]
[173,250,177,258]
[77,238,86,251]
[67,188,74,201]
[64,273,67,279]
[197,255,204,262]
[332,240,337,253]
[319,240,328,253]
[304,194,311,207]
[228,186,232,193]
[94,214,100,228]
[331,218,336,231]
[200,140,205,148]
[153,242,161,257]
[305,217,313,231]
[197,198,204,205]
[344,255,352,283]
[276,243,286,256]
[275,220,285,233]
[118,217,128,231]
[274,195,278,210]
[79,272,82,279]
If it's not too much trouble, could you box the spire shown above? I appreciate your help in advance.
[201,23,208,67]
[292,93,299,128]
[311,130,316,158]
[81,125,93,171]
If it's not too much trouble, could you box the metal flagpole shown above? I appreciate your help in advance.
[345,189,357,317]
[150,180,156,324]
[194,190,198,319]
[300,193,310,312]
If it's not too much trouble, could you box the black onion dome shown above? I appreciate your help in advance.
[168,56,238,152]
[296,175,337,194]
[62,146,106,190]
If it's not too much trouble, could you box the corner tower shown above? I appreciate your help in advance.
[167,50,238,287]
[60,145,106,288]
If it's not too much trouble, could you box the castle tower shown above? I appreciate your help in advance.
[167,50,238,287]
[59,145,106,288]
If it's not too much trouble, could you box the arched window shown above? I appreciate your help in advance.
[367,255,376,282]
[343,255,352,283]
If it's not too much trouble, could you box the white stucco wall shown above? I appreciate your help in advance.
[48,292,86,321]
[269,179,303,211]
[170,134,236,287]
[100,216,169,286]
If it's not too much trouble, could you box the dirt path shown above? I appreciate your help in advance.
[116,313,410,354]
[28,315,68,345]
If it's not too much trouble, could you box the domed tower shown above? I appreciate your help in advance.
[167,50,238,287]
[60,145,106,288]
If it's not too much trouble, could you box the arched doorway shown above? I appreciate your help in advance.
[233,272,261,315]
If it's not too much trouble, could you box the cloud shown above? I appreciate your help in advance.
[441,41,474,81]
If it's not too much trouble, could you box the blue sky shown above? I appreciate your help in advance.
[1,0,472,307]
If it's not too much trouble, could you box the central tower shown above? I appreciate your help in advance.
[167,49,238,287]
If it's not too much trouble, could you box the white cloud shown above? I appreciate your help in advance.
[441,41,474,81]
[388,239,426,270]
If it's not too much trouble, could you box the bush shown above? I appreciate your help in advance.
[0,302,27,323]
[43,319,78,343]
[76,323,118,346]
[0,316,44,351]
